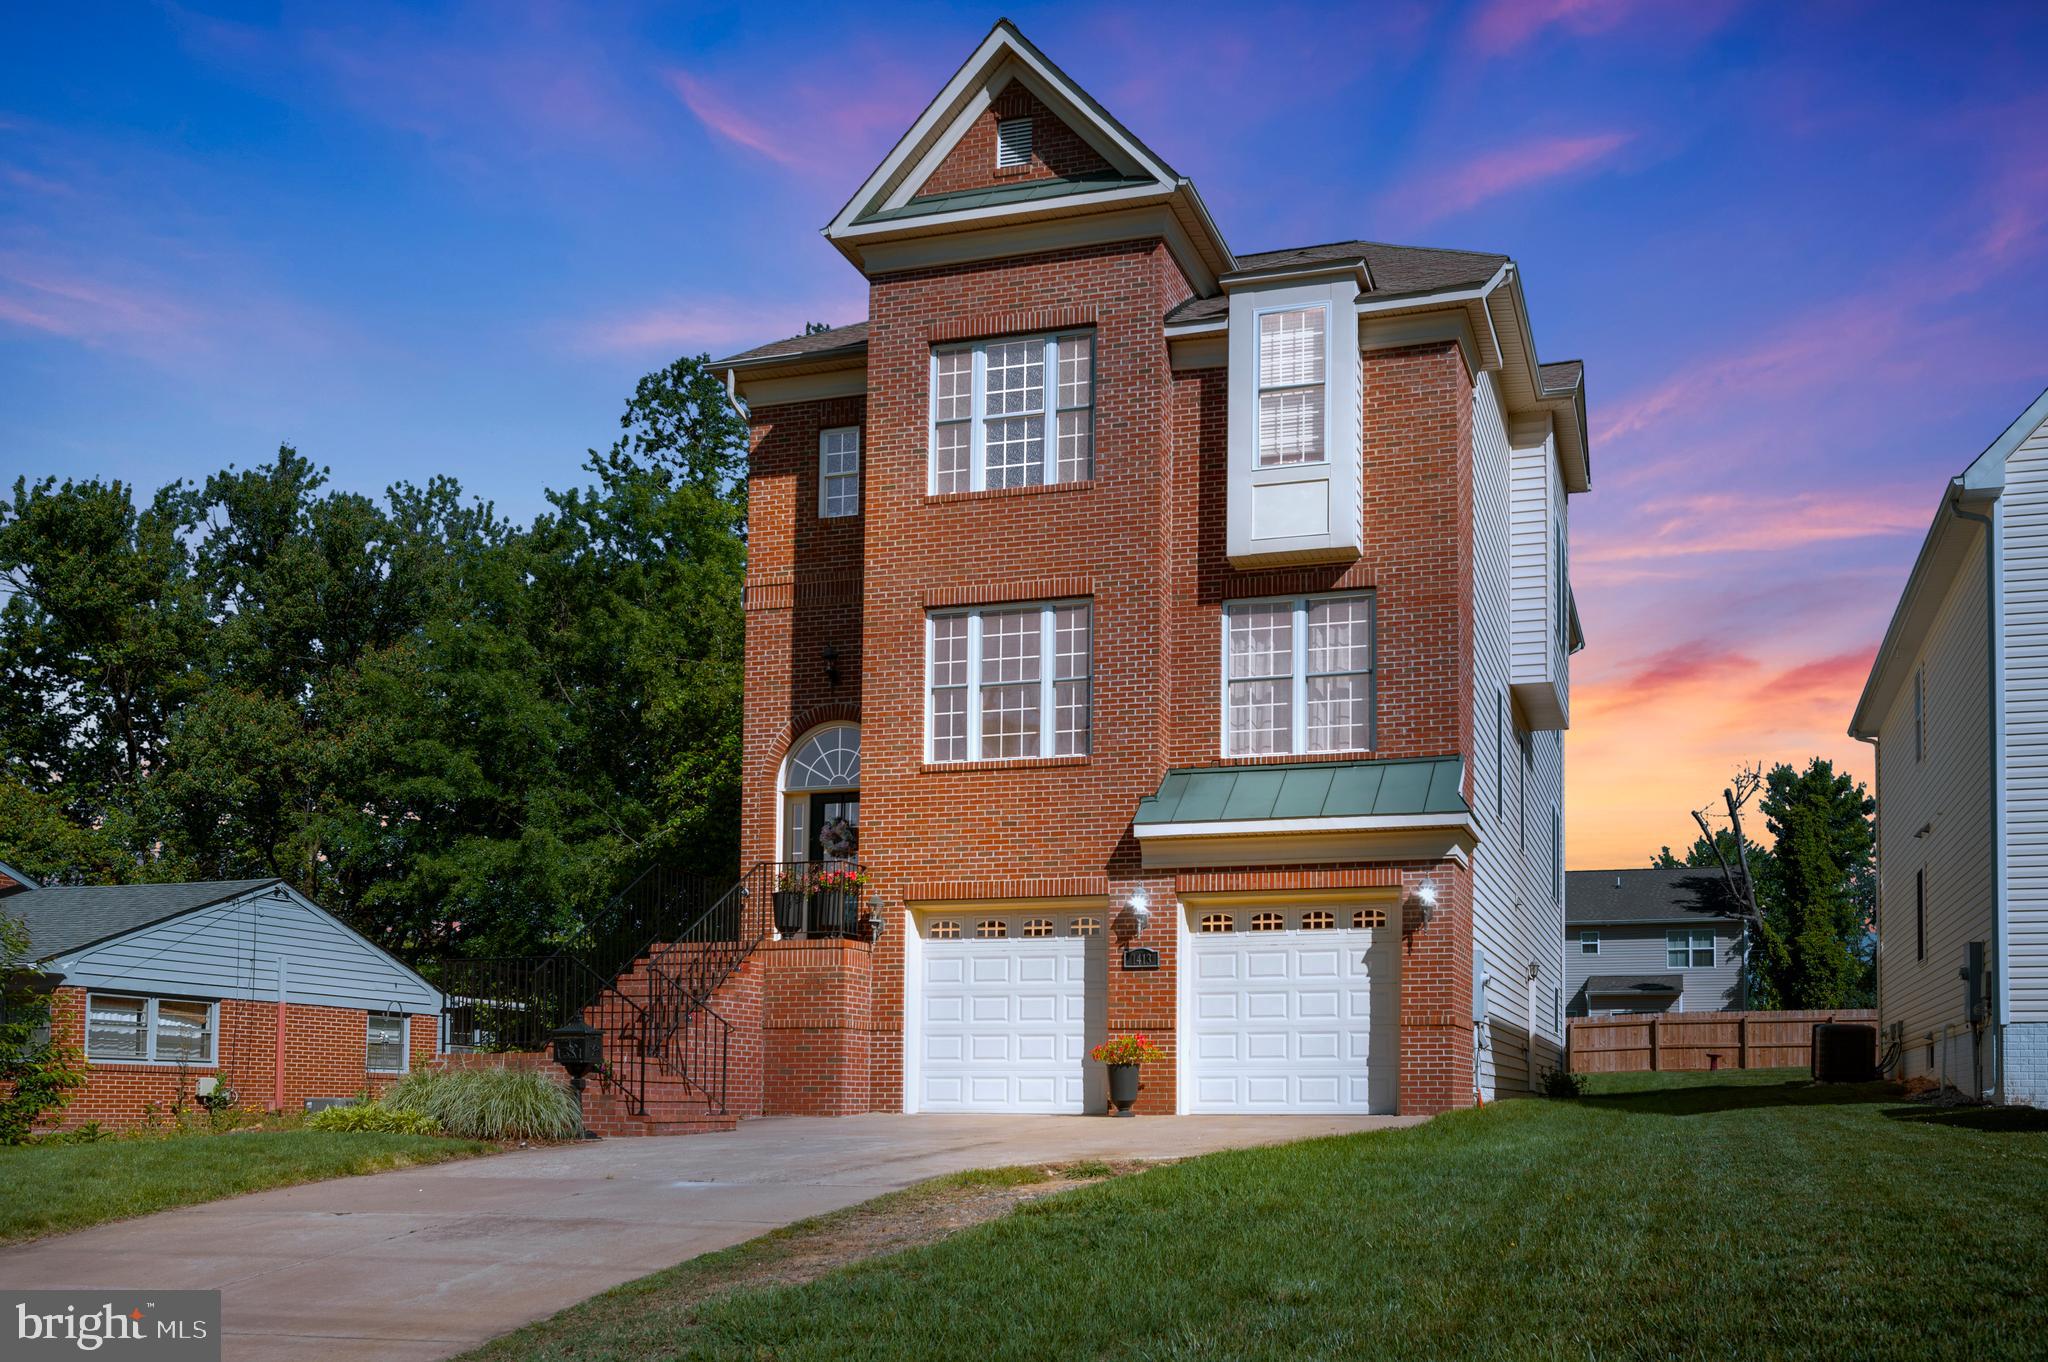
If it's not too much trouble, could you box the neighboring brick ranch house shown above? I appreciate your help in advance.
[1563,869,1748,1017]
[681,20,1590,1121]
[0,868,440,1129]
[1851,383,2048,1104]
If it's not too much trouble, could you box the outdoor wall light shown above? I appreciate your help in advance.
[1126,887,1151,934]
[1406,881,1438,932]
[865,891,888,942]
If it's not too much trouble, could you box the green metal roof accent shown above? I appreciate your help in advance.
[856,170,1154,224]
[1134,757,1469,826]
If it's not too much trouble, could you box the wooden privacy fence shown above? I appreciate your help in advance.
[1567,1010,1876,1074]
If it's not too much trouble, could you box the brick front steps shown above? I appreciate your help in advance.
[433,1049,738,1138]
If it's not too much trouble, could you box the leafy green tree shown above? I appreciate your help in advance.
[1754,758,1875,1008]
[1,910,88,1142]
[0,778,131,886]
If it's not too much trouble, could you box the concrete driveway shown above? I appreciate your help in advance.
[0,1112,1416,1361]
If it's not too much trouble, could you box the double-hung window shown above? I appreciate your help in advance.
[928,601,1091,762]
[819,427,860,518]
[1666,930,1715,969]
[1222,592,1373,756]
[930,332,1094,493]
[367,1012,408,1073]
[85,994,216,1065]
[1579,929,1599,955]
[1256,305,1327,466]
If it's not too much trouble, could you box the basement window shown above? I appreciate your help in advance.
[995,117,1033,168]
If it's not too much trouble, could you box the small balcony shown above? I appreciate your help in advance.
[765,860,875,941]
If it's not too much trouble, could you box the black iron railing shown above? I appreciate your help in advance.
[429,861,868,1121]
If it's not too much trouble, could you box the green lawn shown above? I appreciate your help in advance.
[0,1131,494,1244]
[464,1070,2048,1361]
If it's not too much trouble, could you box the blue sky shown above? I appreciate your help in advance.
[5,1,2047,861]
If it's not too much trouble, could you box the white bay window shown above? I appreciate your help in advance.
[1256,305,1327,467]
[930,332,1093,493]
[928,601,1091,761]
[1223,593,1373,756]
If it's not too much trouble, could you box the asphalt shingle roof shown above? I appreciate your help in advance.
[1538,359,1584,393]
[715,238,1517,367]
[1565,869,1741,926]
[3,880,281,962]
[1135,757,1468,826]
[1583,973,1684,997]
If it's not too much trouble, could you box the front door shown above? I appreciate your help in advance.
[808,793,859,865]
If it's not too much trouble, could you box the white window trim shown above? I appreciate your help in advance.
[84,993,219,1067]
[928,331,1094,494]
[1252,299,1333,470]
[1665,929,1715,970]
[926,599,1091,763]
[995,116,1033,168]
[1219,592,1375,758]
[367,1011,411,1075]
[818,426,861,519]
[1579,929,1599,955]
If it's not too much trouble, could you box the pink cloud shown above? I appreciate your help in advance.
[0,256,200,347]
[663,69,815,171]
[1379,132,1632,228]
[1467,0,1747,56]
[1576,490,1927,565]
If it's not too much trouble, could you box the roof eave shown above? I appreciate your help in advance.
[1848,480,1996,740]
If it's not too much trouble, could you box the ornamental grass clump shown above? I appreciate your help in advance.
[305,1101,441,1135]
[386,1066,583,1141]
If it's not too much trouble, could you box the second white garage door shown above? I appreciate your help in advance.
[916,911,1097,1113]
[1185,904,1400,1113]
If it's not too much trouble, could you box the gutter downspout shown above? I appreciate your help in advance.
[1950,486,2003,1102]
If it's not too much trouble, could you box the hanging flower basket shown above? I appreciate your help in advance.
[812,867,869,937]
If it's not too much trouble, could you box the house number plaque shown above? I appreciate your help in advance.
[1121,946,1160,971]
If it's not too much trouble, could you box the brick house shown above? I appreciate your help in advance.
[702,21,1588,1118]
[1,870,440,1129]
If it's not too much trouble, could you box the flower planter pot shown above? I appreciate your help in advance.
[1107,1063,1140,1117]
[772,891,808,937]
[812,890,858,937]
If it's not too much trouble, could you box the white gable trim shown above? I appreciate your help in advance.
[828,21,1176,237]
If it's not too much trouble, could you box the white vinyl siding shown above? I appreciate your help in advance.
[1563,924,1745,1015]
[368,1012,408,1073]
[1255,305,1327,466]
[1468,372,1569,1094]
[927,601,1090,762]
[86,993,216,1066]
[819,427,860,518]
[2006,412,2048,1027]
[1667,929,1716,969]
[1874,537,1994,1080]
[1222,593,1373,756]
[929,333,1093,493]
[1579,929,1599,955]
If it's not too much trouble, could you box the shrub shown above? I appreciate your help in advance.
[1540,1067,1587,1099]
[306,1101,441,1135]
[385,1066,582,1140]
[1,912,88,1144]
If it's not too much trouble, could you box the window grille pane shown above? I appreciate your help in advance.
[1054,607,1090,680]
[1306,674,1370,752]
[929,920,960,940]
[87,995,146,1060]
[1056,335,1092,408]
[933,422,971,493]
[1227,680,1291,756]
[1055,410,1092,482]
[930,688,967,761]
[1021,918,1053,938]
[984,416,1045,488]
[368,1013,406,1071]
[983,341,1043,416]
[156,1000,212,1064]
[1353,909,1386,928]
[975,919,1008,939]
[1258,388,1325,465]
[980,684,1040,758]
[934,350,972,421]
[1302,910,1335,930]
[980,610,1041,685]
[931,616,969,688]
[1227,605,1292,680]
[1250,912,1284,931]
[1053,679,1090,756]
[1199,913,1234,933]
[823,476,858,517]
[1307,597,1370,673]
[1258,307,1325,387]
[1071,916,1101,936]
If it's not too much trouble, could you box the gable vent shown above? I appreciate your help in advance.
[995,117,1033,168]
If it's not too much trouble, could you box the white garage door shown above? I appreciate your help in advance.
[1186,904,1400,1113]
[917,911,1097,1113]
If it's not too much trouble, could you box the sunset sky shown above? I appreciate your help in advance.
[6,2,2047,867]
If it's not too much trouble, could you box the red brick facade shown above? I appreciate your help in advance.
[728,232,1483,1118]
[918,82,1115,198]
[40,986,436,1131]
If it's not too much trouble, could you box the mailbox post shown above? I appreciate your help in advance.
[550,1020,604,1140]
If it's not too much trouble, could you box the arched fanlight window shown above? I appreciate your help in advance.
[786,724,860,791]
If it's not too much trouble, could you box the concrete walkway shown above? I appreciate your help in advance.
[0,1113,1417,1361]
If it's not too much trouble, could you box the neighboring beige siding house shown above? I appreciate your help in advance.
[1851,385,2048,1104]
[1563,869,1747,1017]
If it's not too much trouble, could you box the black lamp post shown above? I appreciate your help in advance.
[550,1020,604,1140]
